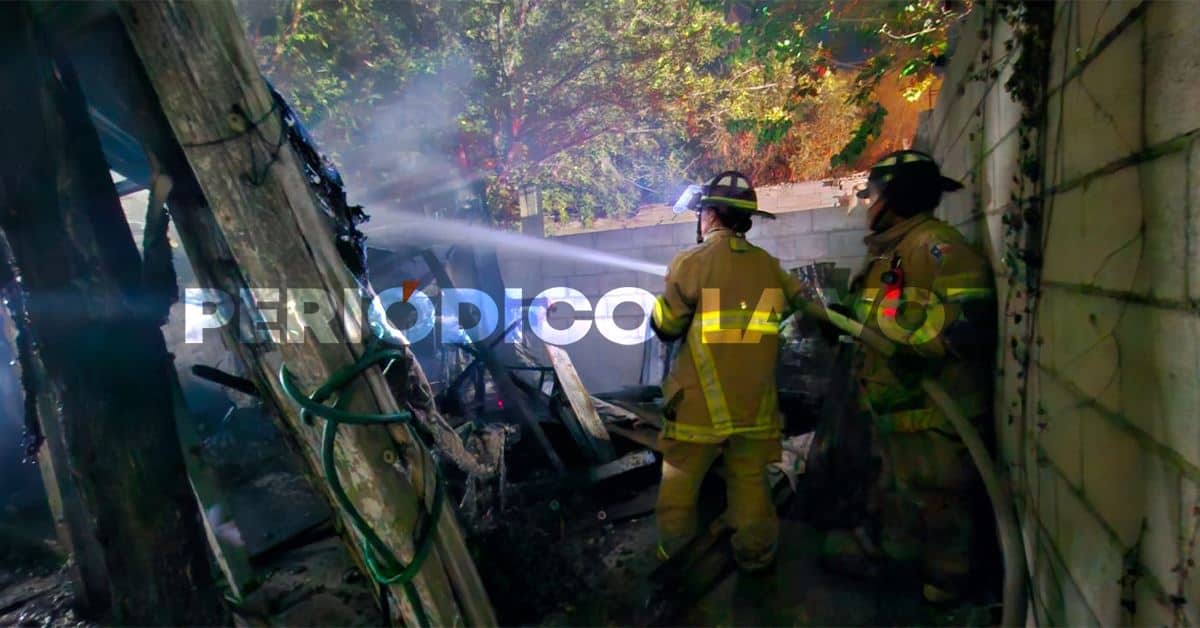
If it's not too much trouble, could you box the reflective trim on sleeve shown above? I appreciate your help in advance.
[661,418,779,442]
[943,287,996,302]
[874,408,947,434]
[653,295,690,336]
[932,273,994,298]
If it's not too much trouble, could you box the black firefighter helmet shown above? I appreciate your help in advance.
[673,170,776,220]
[856,150,964,215]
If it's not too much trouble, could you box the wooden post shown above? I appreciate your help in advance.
[0,4,222,623]
[118,2,495,624]
[0,257,111,612]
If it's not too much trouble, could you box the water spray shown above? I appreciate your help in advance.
[365,215,669,278]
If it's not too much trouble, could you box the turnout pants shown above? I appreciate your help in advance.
[656,435,782,570]
[874,428,974,591]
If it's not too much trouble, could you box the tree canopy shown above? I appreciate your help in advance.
[239,0,970,226]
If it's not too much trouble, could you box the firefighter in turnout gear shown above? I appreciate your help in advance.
[651,171,803,571]
[821,150,997,602]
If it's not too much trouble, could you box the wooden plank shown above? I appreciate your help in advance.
[544,345,616,463]
[0,302,110,612]
[117,2,494,625]
[0,5,221,622]
[169,376,254,600]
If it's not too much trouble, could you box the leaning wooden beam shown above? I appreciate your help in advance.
[0,4,221,623]
[117,2,495,625]
[0,261,110,613]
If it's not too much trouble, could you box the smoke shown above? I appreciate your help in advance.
[305,57,477,215]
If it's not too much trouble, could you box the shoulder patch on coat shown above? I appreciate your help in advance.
[929,242,952,265]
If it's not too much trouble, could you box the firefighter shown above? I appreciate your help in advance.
[821,150,997,602]
[651,171,803,572]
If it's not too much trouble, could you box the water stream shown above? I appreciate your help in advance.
[364,215,669,278]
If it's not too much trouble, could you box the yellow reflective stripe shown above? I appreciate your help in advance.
[746,320,781,334]
[653,296,689,335]
[697,309,782,337]
[876,408,945,433]
[661,419,724,442]
[700,195,758,210]
[943,287,995,302]
[909,324,940,345]
[932,273,993,296]
[754,383,778,429]
[661,419,777,442]
[699,309,751,329]
[687,323,734,432]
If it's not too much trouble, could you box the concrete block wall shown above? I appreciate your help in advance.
[498,203,871,393]
[920,1,1200,624]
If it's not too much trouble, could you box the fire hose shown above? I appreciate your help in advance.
[796,300,1028,627]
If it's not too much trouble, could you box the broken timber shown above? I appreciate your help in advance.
[117,2,494,625]
[544,345,616,463]
[0,5,221,622]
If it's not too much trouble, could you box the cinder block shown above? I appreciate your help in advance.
[936,8,987,117]
[744,212,799,241]
[1041,167,1143,291]
[788,233,830,260]
[552,232,595,249]
[981,209,1006,270]
[1036,462,1059,544]
[1048,1,1142,90]
[1054,27,1144,185]
[750,237,782,260]
[637,246,678,266]
[500,270,544,294]
[1192,142,1200,302]
[596,271,640,298]
[1133,570,1175,627]
[982,106,1021,215]
[668,223,695,245]
[811,207,865,232]
[1116,303,1200,470]
[1037,371,1085,487]
[591,227,639,250]
[1130,153,1189,302]
[1136,455,1196,622]
[1081,407,1145,543]
[931,73,985,159]
[827,230,867,258]
[937,189,977,230]
[537,276,570,295]
[1052,471,1123,625]
[1032,529,1067,626]
[1036,286,1123,410]
[637,225,677,247]
[1145,2,1200,144]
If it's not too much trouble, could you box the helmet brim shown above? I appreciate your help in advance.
[856,175,964,199]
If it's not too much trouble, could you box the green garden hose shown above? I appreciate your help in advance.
[279,347,444,627]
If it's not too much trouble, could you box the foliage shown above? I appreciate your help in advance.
[436,0,731,221]
[701,0,970,172]
[238,0,436,149]
[237,0,970,225]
